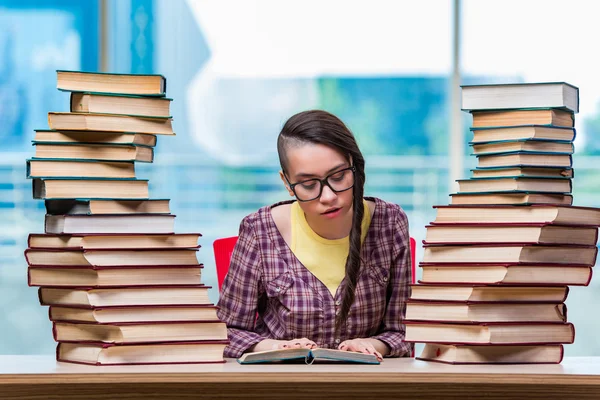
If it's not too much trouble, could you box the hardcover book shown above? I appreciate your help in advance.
[57,341,228,365]
[237,348,379,365]
[57,70,167,96]
[461,82,579,113]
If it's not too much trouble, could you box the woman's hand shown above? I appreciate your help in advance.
[251,338,318,352]
[338,338,387,361]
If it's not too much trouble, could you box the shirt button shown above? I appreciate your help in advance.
[276,286,281,292]
[335,300,341,306]
[383,276,388,281]
[334,338,341,344]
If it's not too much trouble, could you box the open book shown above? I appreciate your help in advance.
[237,348,380,365]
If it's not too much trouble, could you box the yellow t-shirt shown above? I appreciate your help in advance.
[290,200,372,298]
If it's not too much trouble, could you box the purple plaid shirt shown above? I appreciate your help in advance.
[216,197,413,358]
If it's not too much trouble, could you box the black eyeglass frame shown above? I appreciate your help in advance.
[284,165,356,202]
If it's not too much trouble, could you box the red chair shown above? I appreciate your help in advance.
[214,236,417,289]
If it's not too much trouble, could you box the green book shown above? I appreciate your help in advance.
[57,70,167,97]
[32,177,149,200]
[44,198,171,215]
[471,166,573,179]
[33,129,157,147]
[26,158,136,179]
[471,138,574,156]
[457,176,572,195]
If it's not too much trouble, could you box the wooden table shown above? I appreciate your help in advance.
[1,355,600,399]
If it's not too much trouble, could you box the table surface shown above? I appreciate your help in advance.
[1,355,600,385]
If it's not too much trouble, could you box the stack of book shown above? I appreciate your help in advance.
[25,71,227,365]
[406,82,600,364]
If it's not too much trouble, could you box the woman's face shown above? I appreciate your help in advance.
[281,143,354,223]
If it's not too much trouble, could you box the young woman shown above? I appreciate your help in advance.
[217,110,413,360]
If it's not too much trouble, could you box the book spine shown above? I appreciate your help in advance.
[558,344,565,363]
[559,303,567,322]
[568,322,575,344]
[585,268,593,286]
[37,288,45,305]
[27,268,33,287]
[23,249,31,265]
[55,343,61,363]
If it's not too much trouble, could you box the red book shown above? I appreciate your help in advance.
[56,341,229,365]
[406,300,567,323]
[422,243,598,266]
[28,265,203,287]
[433,204,600,226]
[424,223,598,246]
[404,320,575,345]
[49,304,220,324]
[417,343,564,365]
[409,284,569,303]
[24,248,200,267]
[28,233,202,250]
[53,320,228,344]
[38,285,212,307]
[418,262,592,286]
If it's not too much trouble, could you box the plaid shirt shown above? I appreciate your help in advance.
[217,197,413,358]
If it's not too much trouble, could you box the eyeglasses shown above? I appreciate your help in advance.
[285,166,355,202]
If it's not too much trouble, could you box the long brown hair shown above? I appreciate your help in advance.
[277,110,366,332]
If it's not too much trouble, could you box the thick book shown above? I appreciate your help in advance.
[417,344,563,365]
[405,301,567,323]
[34,129,157,147]
[419,263,592,286]
[33,142,154,162]
[48,112,174,136]
[450,191,572,206]
[470,125,575,142]
[53,321,228,343]
[33,178,149,200]
[237,348,379,365]
[471,166,573,179]
[461,82,579,113]
[27,159,136,179]
[57,70,166,96]
[57,341,228,365]
[456,177,571,194]
[404,321,575,345]
[29,233,201,249]
[25,248,200,267]
[424,223,598,246]
[45,199,170,215]
[49,305,219,323]
[471,110,574,128]
[27,158,135,178]
[28,265,202,287]
[477,152,572,168]
[409,284,569,303]
[422,243,597,265]
[44,214,175,234]
[71,92,172,117]
[471,139,574,156]
[433,205,600,225]
[38,285,212,307]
